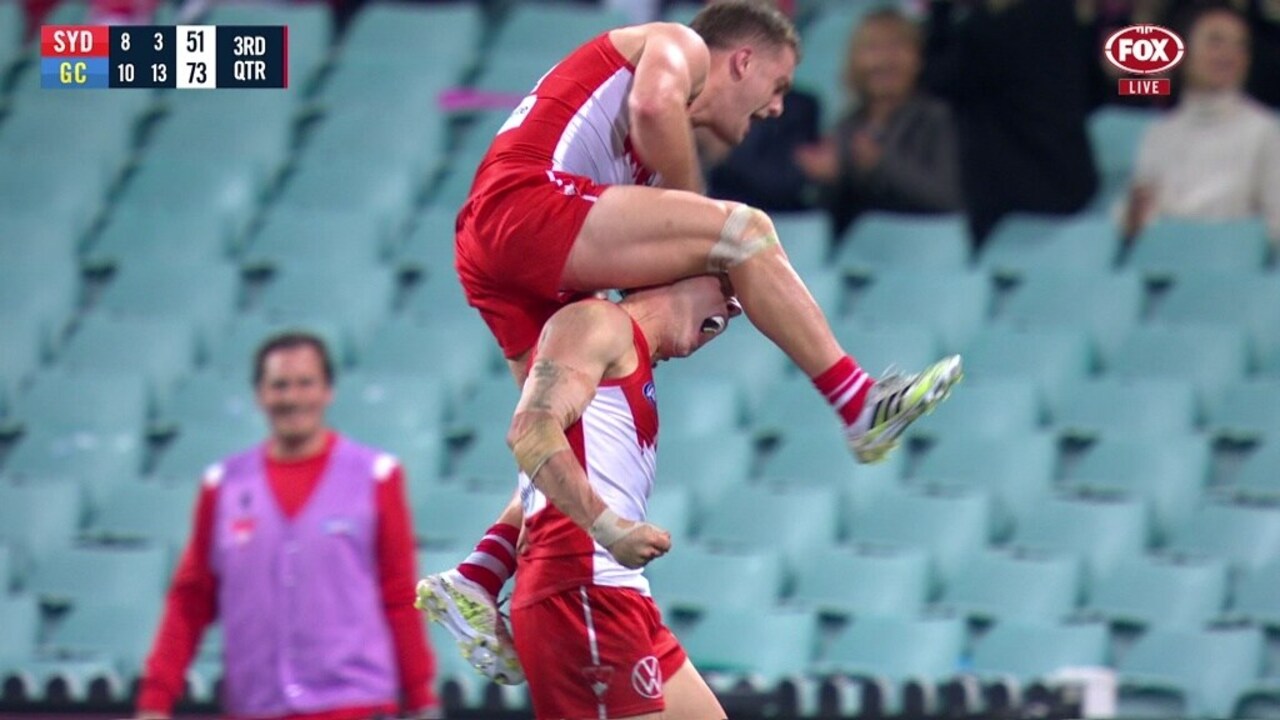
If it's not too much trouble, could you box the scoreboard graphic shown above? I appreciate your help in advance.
[41,25,288,89]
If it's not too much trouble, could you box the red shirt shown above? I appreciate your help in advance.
[137,431,438,719]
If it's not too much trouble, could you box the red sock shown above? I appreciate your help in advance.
[457,523,520,598]
[812,356,874,426]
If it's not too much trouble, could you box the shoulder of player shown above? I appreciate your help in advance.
[542,300,634,363]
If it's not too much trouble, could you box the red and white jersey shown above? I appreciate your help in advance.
[475,33,662,189]
[513,320,660,609]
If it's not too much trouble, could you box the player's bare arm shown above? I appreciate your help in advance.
[620,23,710,193]
[507,302,672,569]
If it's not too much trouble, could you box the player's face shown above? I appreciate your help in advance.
[664,275,739,359]
[1185,11,1250,92]
[256,346,333,447]
[716,43,796,145]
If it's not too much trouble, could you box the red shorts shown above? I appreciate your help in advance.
[512,585,687,720]
[455,166,611,360]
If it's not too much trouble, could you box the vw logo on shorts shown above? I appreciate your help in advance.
[631,656,663,699]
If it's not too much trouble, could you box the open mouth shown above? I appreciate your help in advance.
[701,315,727,334]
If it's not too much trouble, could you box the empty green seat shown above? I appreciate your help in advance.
[909,378,1040,442]
[450,376,522,438]
[1105,325,1249,402]
[29,544,168,609]
[1232,561,1280,628]
[0,594,39,665]
[961,326,1092,404]
[997,271,1143,359]
[340,1,479,78]
[255,266,395,343]
[1064,435,1210,542]
[243,207,390,272]
[819,615,966,702]
[1088,555,1228,628]
[1087,106,1158,189]
[1117,625,1263,718]
[1154,273,1280,371]
[150,425,266,482]
[671,325,789,409]
[160,372,264,436]
[396,206,459,276]
[837,213,971,275]
[831,321,939,381]
[202,316,348,377]
[405,269,477,326]
[773,211,834,276]
[699,485,840,562]
[274,157,420,231]
[847,270,990,353]
[0,482,82,568]
[412,486,512,550]
[45,602,161,672]
[682,607,817,684]
[943,548,1082,623]
[97,262,239,332]
[1229,442,1280,500]
[12,370,149,435]
[792,5,870,128]
[646,485,692,546]
[1127,217,1270,279]
[790,545,929,618]
[980,213,1119,277]
[114,158,263,238]
[304,107,447,177]
[646,546,785,613]
[848,485,990,588]
[1207,380,1280,442]
[478,3,629,91]
[971,621,1109,682]
[1167,501,1280,573]
[652,375,742,439]
[56,315,198,395]
[84,205,233,270]
[0,310,47,393]
[88,481,197,551]
[1012,492,1148,583]
[358,317,496,402]
[3,426,143,508]
[656,432,753,510]
[1051,378,1198,440]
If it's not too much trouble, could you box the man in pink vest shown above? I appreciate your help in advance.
[136,332,439,720]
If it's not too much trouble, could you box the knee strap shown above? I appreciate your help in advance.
[707,205,779,273]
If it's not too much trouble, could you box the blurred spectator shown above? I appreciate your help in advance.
[1243,0,1280,107]
[703,88,824,212]
[924,0,1099,245]
[793,8,962,239]
[1124,3,1280,243]
[136,332,439,720]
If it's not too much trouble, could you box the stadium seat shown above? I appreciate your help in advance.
[0,3,24,68]
[2,426,143,508]
[647,485,692,546]
[0,594,39,664]
[748,374,831,439]
[681,607,817,684]
[12,370,149,436]
[56,315,198,396]
[653,375,742,439]
[84,205,233,271]
[449,376,522,438]
[942,548,1082,624]
[1050,378,1198,440]
[243,207,390,273]
[829,322,940,383]
[275,157,420,232]
[646,546,785,613]
[912,432,1058,539]
[996,270,1143,360]
[759,423,904,520]
[357,317,496,402]
[96,262,239,333]
[1104,325,1249,402]
[980,213,1119,277]
[1086,106,1159,195]
[3,657,125,704]
[44,602,161,673]
[960,326,1092,405]
[0,234,80,337]
[1154,273,1280,372]
[150,424,267,483]
[306,106,447,180]
[1126,217,1270,279]
[254,266,395,345]
[0,482,82,569]
[28,544,168,609]
[908,378,1040,442]
[202,316,348,377]
[789,545,930,618]
[655,431,754,511]
[413,486,515,552]
[113,158,263,239]
[848,485,990,589]
[1117,625,1264,719]
[970,621,1109,682]
[1231,561,1280,628]
[792,5,871,128]
[330,371,448,440]
[773,211,835,277]
[1166,501,1280,573]
[1207,380,1280,442]
[396,206,459,276]
[1087,555,1228,628]
[0,544,12,593]
[0,310,47,396]
[145,102,293,180]
[340,2,480,79]
[847,270,990,353]
[819,614,966,709]
[1229,442,1280,501]
[836,213,971,276]
[1063,435,1210,543]
[699,485,840,562]
[159,372,264,435]
[670,324,790,410]
[450,431,520,486]
[87,481,197,552]
[1011,492,1148,585]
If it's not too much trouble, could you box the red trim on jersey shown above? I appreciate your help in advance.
[137,433,438,718]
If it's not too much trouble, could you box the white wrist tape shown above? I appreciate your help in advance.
[589,507,641,548]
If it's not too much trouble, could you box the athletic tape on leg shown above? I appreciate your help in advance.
[708,205,779,273]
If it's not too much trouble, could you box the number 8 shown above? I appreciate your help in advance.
[121,31,131,51]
